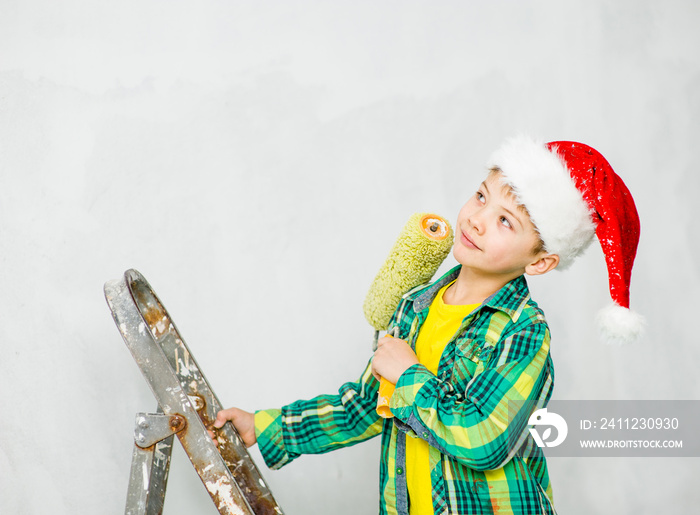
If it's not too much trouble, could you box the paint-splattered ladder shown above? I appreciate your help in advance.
[104,269,284,515]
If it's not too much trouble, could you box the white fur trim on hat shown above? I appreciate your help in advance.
[487,136,596,269]
[596,303,645,345]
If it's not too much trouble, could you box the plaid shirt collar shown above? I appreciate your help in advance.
[410,265,531,324]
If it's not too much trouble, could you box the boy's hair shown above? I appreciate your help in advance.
[487,167,547,255]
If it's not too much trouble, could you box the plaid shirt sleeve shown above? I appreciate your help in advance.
[390,317,551,472]
[254,359,384,470]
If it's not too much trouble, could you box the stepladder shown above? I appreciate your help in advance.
[104,269,284,515]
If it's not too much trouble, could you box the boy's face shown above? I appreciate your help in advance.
[454,172,547,280]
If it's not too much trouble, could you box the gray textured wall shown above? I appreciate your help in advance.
[1,1,699,513]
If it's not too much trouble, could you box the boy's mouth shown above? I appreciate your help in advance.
[460,229,481,250]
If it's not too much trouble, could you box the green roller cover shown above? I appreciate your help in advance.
[363,213,454,331]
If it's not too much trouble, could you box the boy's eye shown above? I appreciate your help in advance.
[476,191,485,203]
[499,216,512,229]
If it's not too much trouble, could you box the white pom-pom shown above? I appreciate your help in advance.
[596,303,645,345]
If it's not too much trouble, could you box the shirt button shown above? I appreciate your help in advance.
[396,468,404,475]
[422,432,429,439]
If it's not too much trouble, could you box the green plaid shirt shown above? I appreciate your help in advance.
[255,266,556,514]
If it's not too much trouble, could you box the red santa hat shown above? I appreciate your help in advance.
[487,135,644,344]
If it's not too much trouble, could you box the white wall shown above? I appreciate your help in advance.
[1,1,699,513]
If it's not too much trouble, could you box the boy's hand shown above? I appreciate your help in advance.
[372,336,419,384]
[207,407,257,448]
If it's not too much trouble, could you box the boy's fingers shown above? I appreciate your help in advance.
[371,357,386,383]
[377,335,405,351]
[207,429,219,447]
[214,407,247,428]
[376,335,393,347]
[214,408,234,428]
[214,408,238,429]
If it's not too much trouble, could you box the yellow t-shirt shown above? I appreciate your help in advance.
[406,282,478,515]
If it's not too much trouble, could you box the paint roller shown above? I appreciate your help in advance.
[363,213,454,418]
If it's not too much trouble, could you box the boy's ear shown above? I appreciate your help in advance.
[525,253,560,276]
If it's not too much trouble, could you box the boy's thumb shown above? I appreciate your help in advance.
[213,411,227,428]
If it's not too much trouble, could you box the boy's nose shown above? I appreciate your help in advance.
[467,211,484,233]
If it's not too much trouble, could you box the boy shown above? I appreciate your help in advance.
[213,136,642,514]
